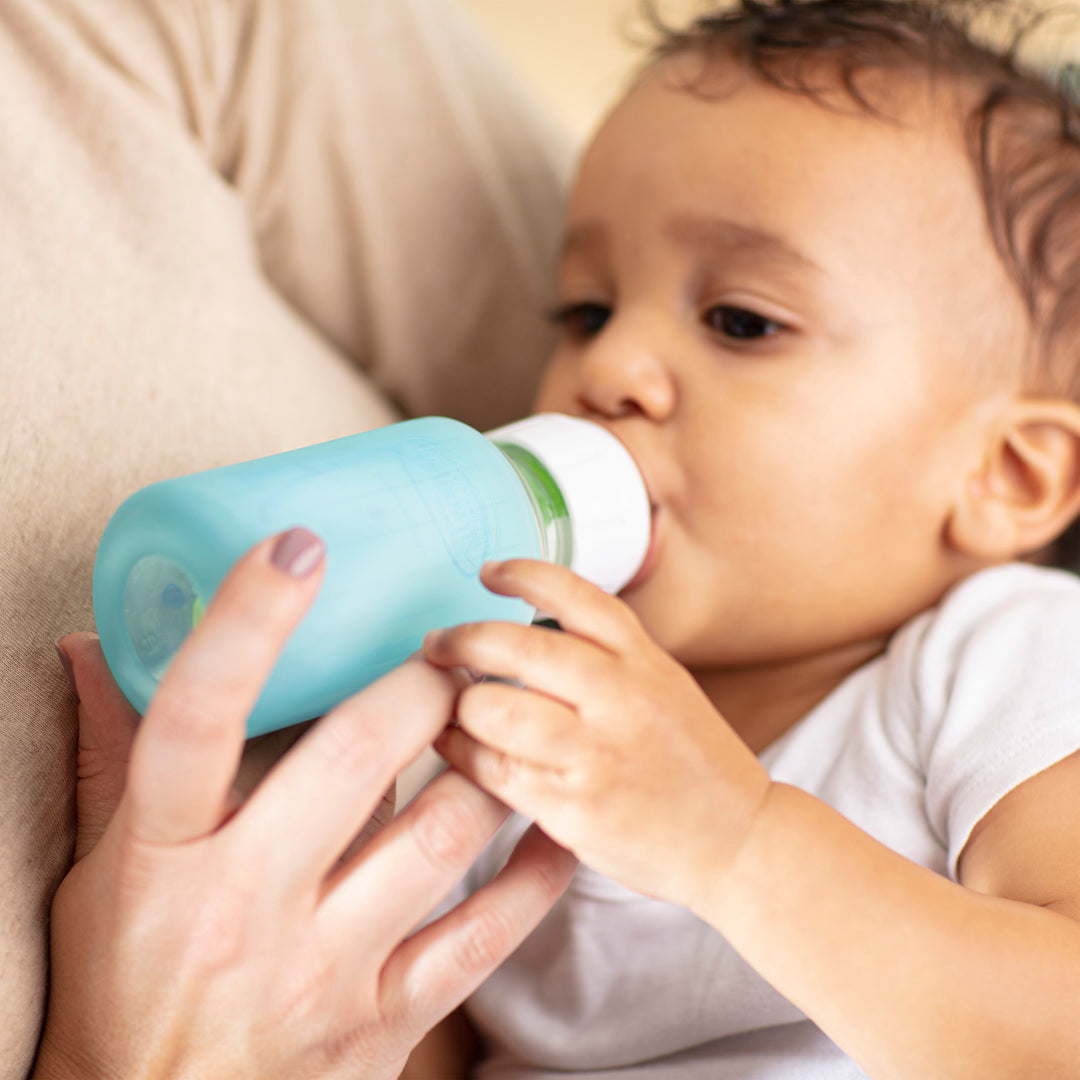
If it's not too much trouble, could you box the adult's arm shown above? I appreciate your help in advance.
[0,1,569,1074]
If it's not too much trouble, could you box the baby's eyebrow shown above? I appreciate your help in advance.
[665,215,823,276]
[560,222,609,262]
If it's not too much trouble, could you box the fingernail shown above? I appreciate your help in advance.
[54,640,78,700]
[423,629,443,650]
[270,527,325,579]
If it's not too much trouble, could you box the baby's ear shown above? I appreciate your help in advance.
[947,399,1080,560]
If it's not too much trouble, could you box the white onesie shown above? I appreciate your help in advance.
[450,563,1080,1078]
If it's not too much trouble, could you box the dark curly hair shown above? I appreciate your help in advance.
[640,0,1080,569]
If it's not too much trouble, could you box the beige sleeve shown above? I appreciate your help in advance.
[0,0,570,1074]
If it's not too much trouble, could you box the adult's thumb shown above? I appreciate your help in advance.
[57,632,141,861]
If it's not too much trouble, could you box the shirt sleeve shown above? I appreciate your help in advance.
[914,564,1080,879]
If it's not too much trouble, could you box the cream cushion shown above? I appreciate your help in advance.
[0,1,570,1073]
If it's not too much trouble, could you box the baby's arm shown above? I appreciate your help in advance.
[701,754,1080,1079]
[424,559,1080,1080]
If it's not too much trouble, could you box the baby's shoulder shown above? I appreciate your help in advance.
[864,562,1080,783]
[881,564,1080,877]
[879,562,1080,783]
[889,562,1080,696]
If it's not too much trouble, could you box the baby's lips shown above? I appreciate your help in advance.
[623,504,661,592]
[606,436,660,588]
[575,418,658,590]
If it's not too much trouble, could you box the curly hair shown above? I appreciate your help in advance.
[641,0,1080,568]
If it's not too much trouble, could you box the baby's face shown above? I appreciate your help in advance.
[535,61,1029,672]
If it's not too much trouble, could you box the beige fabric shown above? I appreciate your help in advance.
[0,0,570,1073]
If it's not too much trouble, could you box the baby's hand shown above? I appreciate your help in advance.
[423,559,772,910]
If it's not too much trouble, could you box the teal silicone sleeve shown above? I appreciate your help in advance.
[93,417,541,737]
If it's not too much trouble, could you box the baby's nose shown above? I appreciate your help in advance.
[577,332,677,421]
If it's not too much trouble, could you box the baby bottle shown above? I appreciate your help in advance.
[93,414,650,737]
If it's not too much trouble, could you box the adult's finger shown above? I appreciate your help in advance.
[230,657,463,887]
[316,767,512,955]
[381,824,577,1036]
[60,632,140,861]
[122,527,325,846]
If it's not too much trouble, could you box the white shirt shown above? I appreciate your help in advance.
[450,564,1080,1078]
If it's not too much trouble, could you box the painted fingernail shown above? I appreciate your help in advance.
[54,640,78,700]
[270,527,325,579]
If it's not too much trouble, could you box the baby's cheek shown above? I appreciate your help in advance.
[532,357,575,412]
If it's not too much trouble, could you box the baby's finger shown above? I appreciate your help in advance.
[456,680,577,771]
[122,528,325,847]
[480,559,645,650]
[423,620,612,708]
[434,725,554,822]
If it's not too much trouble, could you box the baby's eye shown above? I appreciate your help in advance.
[705,305,784,341]
[548,302,612,339]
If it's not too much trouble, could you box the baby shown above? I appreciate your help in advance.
[411,0,1080,1076]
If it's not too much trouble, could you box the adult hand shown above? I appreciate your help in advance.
[34,529,576,1080]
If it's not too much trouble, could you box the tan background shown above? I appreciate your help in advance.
[461,0,699,141]
[462,0,1080,143]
